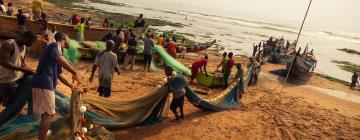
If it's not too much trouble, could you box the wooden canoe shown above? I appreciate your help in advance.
[0,15,121,41]
[196,72,224,87]
[285,50,316,82]
[176,40,216,53]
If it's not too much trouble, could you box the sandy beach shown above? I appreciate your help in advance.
[22,51,360,139]
[2,0,360,139]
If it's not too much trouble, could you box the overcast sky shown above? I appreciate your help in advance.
[173,0,360,33]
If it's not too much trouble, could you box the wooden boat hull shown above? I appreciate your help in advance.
[176,40,216,53]
[286,56,315,82]
[270,52,288,64]
[196,72,224,87]
[0,15,121,41]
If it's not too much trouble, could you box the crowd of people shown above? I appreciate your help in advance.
[0,1,204,138]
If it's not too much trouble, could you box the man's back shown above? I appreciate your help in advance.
[143,37,154,55]
[95,51,117,87]
[112,35,122,48]
[193,58,207,68]
[32,43,62,90]
[95,51,117,75]
[17,14,26,26]
[0,40,25,83]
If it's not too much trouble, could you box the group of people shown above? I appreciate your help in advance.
[0,29,189,139]
[1,0,49,37]
[0,2,248,138]
[189,51,247,91]
[0,0,13,16]
[0,30,81,140]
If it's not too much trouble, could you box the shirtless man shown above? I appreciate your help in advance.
[0,31,37,107]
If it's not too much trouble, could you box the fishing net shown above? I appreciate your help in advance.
[63,40,82,64]
[0,50,260,138]
[94,41,106,51]
[0,76,244,138]
[153,45,192,76]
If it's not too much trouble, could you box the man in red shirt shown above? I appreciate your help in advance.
[69,14,80,25]
[190,55,208,83]
[223,52,234,86]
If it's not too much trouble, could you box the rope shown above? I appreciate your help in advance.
[281,0,313,93]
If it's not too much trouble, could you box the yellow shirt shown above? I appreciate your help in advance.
[74,23,87,34]
[32,0,43,14]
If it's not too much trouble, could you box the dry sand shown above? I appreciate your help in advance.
[4,0,360,139]
[24,51,360,140]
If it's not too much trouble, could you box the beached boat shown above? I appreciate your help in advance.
[196,72,224,87]
[285,50,316,82]
[79,40,216,59]
[176,40,216,53]
[0,15,118,41]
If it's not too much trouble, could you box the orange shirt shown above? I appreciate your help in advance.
[167,41,177,58]
[156,37,164,46]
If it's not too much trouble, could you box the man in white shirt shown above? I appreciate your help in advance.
[89,40,121,97]
[47,26,57,45]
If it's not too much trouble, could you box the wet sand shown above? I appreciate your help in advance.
[4,0,360,139]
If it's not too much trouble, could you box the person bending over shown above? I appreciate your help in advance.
[165,66,186,121]
[190,55,208,83]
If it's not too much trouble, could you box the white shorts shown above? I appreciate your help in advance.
[32,88,56,115]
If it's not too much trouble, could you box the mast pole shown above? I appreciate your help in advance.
[281,0,313,93]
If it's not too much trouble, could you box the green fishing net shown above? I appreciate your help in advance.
[63,40,82,64]
[94,41,106,51]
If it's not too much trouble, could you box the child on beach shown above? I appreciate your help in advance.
[165,66,186,121]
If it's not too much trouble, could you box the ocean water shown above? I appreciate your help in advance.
[77,0,360,82]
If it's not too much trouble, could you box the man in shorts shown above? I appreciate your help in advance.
[32,32,79,140]
[165,66,186,121]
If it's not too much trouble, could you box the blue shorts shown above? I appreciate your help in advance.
[97,86,111,97]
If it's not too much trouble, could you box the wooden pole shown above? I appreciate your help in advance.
[281,0,313,93]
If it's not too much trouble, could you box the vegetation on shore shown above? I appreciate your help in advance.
[332,60,360,73]
[337,48,360,56]
[315,73,350,86]
[315,73,360,91]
